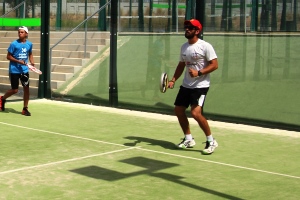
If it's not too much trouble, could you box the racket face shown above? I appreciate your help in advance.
[160,72,168,93]
[27,64,42,75]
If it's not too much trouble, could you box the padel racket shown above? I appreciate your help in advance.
[27,64,42,75]
[160,72,171,93]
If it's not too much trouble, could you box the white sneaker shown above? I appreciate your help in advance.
[202,139,218,155]
[177,138,196,148]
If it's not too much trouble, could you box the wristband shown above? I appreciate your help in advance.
[198,71,203,76]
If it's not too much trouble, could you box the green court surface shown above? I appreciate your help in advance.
[0,99,299,199]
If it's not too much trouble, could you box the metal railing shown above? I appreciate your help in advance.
[0,1,26,18]
[49,0,111,72]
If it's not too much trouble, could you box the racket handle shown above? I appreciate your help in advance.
[168,80,175,89]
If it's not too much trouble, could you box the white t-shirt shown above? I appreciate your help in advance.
[179,39,217,88]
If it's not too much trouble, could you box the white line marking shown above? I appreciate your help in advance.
[1,121,299,180]
[140,148,300,179]
[6,99,300,137]
[0,122,126,147]
[32,99,300,138]
[0,147,139,175]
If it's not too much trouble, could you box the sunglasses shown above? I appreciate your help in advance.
[184,25,197,30]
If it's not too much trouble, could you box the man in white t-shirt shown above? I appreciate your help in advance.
[168,19,219,155]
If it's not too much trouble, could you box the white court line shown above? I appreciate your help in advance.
[7,99,300,137]
[34,99,300,138]
[0,121,126,147]
[140,148,300,179]
[0,147,139,175]
[0,121,299,179]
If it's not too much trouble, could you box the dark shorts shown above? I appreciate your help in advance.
[9,73,30,89]
[174,86,209,108]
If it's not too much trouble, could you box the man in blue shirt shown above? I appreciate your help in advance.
[0,26,35,116]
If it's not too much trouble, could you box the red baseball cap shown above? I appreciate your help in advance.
[184,19,202,30]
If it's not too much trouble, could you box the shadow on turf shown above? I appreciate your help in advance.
[70,157,244,200]
[0,108,21,115]
[123,136,200,152]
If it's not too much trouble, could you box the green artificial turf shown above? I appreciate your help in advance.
[0,100,299,199]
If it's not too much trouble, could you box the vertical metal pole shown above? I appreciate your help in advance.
[109,0,118,107]
[18,0,24,18]
[266,0,270,30]
[171,0,176,32]
[185,0,192,20]
[293,0,297,31]
[176,0,178,33]
[23,1,25,18]
[260,0,270,31]
[240,0,245,32]
[138,0,144,32]
[280,0,287,31]
[195,0,205,40]
[166,0,171,32]
[211,0,216,31]
[221,0,228,31]
[32,0,35,18]
[98,0,101,30]
[191,0,195,18]
[228,0,232,31]
[38,0,51,98]
[245,0,247,33]
[56,0,62,30]
[98,0,107,31]
[2,0,5,15]
[129,0,132,30]
[118,1,120,32]
[149,0,153,32]
[84,0,87,21]
[271,0,277,31]
[84,0,87,58]
[15,0,18,18]
[250,0,258,31]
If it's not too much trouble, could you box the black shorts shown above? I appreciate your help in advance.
[174,86,209,108]
[9,73,30,89]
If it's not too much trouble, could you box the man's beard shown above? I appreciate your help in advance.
[185,31,195,39]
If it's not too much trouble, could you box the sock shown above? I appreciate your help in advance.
[207,135,213,142]
[185,134,193,140]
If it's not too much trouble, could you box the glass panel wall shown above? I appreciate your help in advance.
[0,1,299,130]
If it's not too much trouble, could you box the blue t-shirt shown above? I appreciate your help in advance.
[7,39,33,74]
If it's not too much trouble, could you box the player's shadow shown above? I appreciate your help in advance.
[124,136,200,152]
[1,108,21,115]
[70,157,244,200]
